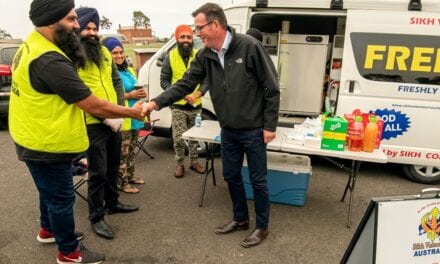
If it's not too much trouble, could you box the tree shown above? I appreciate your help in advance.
[100,16,112,30]
[132,11,150,27]
[0,28,12,39]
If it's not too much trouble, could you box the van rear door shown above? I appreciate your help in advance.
[337,9,440,167]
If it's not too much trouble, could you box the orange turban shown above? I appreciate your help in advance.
[175,24,193,40]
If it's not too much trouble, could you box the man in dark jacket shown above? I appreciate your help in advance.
[144,3,279,248]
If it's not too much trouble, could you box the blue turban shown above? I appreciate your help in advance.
[103,37,123,52]
[76,7,99,32]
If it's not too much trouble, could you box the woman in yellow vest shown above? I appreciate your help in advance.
[103,37,147,193]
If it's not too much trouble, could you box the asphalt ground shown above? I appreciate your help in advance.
[0,129,430,264]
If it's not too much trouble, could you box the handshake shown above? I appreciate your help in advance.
[103,101,158,132]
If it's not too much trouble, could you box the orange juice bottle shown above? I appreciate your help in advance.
[362,116,378,152]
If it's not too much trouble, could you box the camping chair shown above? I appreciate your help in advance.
[72,154,88,202]
[135,119,159,159]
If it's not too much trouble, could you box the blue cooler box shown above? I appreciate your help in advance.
[242,152,311,206]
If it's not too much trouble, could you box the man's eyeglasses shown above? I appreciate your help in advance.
[194,21,213,33]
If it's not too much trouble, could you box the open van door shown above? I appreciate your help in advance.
[336,9,440,183]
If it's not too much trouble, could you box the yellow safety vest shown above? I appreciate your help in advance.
[169,48,201,106]
[121,67,138,131]
[9,30,89,153]
[78,46,117,125]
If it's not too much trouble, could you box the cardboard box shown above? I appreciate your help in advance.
[242,152,311,206]
[321,116,348,151]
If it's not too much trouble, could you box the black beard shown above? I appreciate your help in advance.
[80,36,102,68]
[53,24,86,68]
[177,42,194,58]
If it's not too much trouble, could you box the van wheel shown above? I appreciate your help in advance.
[403,165,440,184]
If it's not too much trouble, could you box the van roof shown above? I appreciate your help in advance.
[225,0,440,12]
[0,39,22,44]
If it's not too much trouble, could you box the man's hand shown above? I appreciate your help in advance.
[141,101,158,116]
[263,129,276,144]
[130,101,146,120]
[184,91,202,106]
[185,94,197,105]
[103,118,124,132]
[128,89,147,99]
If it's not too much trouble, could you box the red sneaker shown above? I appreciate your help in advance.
[57,244,104,264]
[37,228,84,243]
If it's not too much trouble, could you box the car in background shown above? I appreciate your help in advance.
[0,39,21,128]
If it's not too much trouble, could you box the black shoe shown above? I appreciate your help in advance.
[214,220,249,235]
[105,202,139,215]
[240,228,269,248]
[91,219,114,239]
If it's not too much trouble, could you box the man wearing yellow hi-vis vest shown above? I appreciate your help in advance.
[76,7,138,241]
[9,1,146,262]
[160,24,208,178]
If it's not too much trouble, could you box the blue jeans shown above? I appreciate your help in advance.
[25,161,78,255]
[221,127,269,229]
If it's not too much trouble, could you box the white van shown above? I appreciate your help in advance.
[138,0,440,184]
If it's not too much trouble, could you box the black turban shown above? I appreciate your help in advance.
[29,0,74,27]
[76,7,100,33]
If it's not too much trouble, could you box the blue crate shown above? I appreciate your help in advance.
[242,152,311,206]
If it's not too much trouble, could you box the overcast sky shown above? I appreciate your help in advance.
[0,0,236,39]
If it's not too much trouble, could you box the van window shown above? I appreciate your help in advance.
[1,47,18,64]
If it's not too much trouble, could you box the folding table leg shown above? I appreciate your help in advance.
[341,160,362,228]
[199,142,216,207]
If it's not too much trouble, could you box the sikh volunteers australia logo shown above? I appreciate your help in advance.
[412,205,440,258]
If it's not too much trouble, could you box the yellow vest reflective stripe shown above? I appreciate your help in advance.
[9,30,89,153]
[78,47,117,124]
[169,48,201,106]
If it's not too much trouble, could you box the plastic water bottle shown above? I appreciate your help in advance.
[195,113,202,127]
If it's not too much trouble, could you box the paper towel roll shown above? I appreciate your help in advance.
[281,20,290,34]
